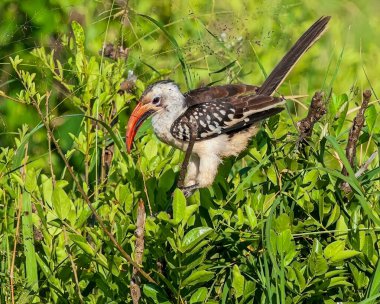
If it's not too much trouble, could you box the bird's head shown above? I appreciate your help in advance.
[126,80,184,152]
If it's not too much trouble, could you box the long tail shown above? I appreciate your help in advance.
[257,16,331,96]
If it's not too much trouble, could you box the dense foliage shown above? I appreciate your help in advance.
[1,1,380,303]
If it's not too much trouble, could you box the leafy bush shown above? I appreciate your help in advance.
[1,1,380,304]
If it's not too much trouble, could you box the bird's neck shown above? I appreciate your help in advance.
[151,95,187,146]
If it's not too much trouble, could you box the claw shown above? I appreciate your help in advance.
[179,184,199,198]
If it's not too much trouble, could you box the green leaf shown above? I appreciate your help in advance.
[144,139,158,161]
[71,21,85,52]
[295,268,306,291]
[326,203,340,227]
[69,234,95,256]
[22,191,38,292]
[52,187,72,220]
[237,208,244,227]
[143,284,170,304]
[232,264,245,298]
[182,270,214,287]
[365,104,377,132]
[274,214,291,232]
[366,259,380,303]
[276,229,293,256]
[350,263,368,289]
[41,175,53,207]
[328,276,353,288]
[324,240,345,259]
[309,254,328,276]
[158,169,175,192]
[329,93,348,118]
[244,205,257,230]
[25,167,38,192]
[267,166,277,184]
[12,123,44,171]
[330,250,360,262]
[335,99,349,135]
[303,169,319,190]
[10,55,23,70]
[324,269,347,278]
[183,204,199,224]
[181,227,213,252]
[172,188,186,225]
[190,287,208,303]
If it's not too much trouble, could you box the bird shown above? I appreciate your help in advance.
[126,16,331,197]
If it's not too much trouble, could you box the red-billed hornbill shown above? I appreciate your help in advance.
[126,16,330,197]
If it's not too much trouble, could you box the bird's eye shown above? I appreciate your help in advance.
[152,96,161,105]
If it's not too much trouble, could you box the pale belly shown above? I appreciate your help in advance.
[153,116,259,159]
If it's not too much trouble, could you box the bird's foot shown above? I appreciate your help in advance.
[179,184,199,198]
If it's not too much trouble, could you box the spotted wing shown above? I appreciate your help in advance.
[170,94,284,141]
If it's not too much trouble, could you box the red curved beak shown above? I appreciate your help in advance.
[126,103,156,153]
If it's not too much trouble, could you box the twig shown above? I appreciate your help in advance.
[63,227,84,303]
[355,151,378,178]
[45,92,56,186]
[297,91,326,143]
[131,200,146,304]
[100,103,117,185]
[342,90,371,176]
[30,96,156,284]
[340,151,378,193]
[140,170,153,216]
[101,143,114,182]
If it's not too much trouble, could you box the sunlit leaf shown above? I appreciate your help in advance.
[172,188,186,225]
[232,264,245,298]
[182,270,214,287]
[181,227,213,252]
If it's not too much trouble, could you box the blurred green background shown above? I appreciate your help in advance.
[1,0,380,150]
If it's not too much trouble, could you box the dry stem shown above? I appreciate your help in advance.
[297,91,326,143]
[130,200,146,304]
[341,89,371,177]
[63,227,84,303]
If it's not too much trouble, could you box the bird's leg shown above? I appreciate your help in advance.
[197,154,221,188]
[177,119,198,195]
[180,184,200,198]
[184,155,200,186]
[177,139,195,188]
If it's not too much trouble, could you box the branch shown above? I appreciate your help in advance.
[131,200,146,304]
[340,151,377,194]
[297,91,326,143]
[354,151,378,178]
[63,227,84,303]
[342,89,371,177]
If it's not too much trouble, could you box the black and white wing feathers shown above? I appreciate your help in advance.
[170,94,284,141]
